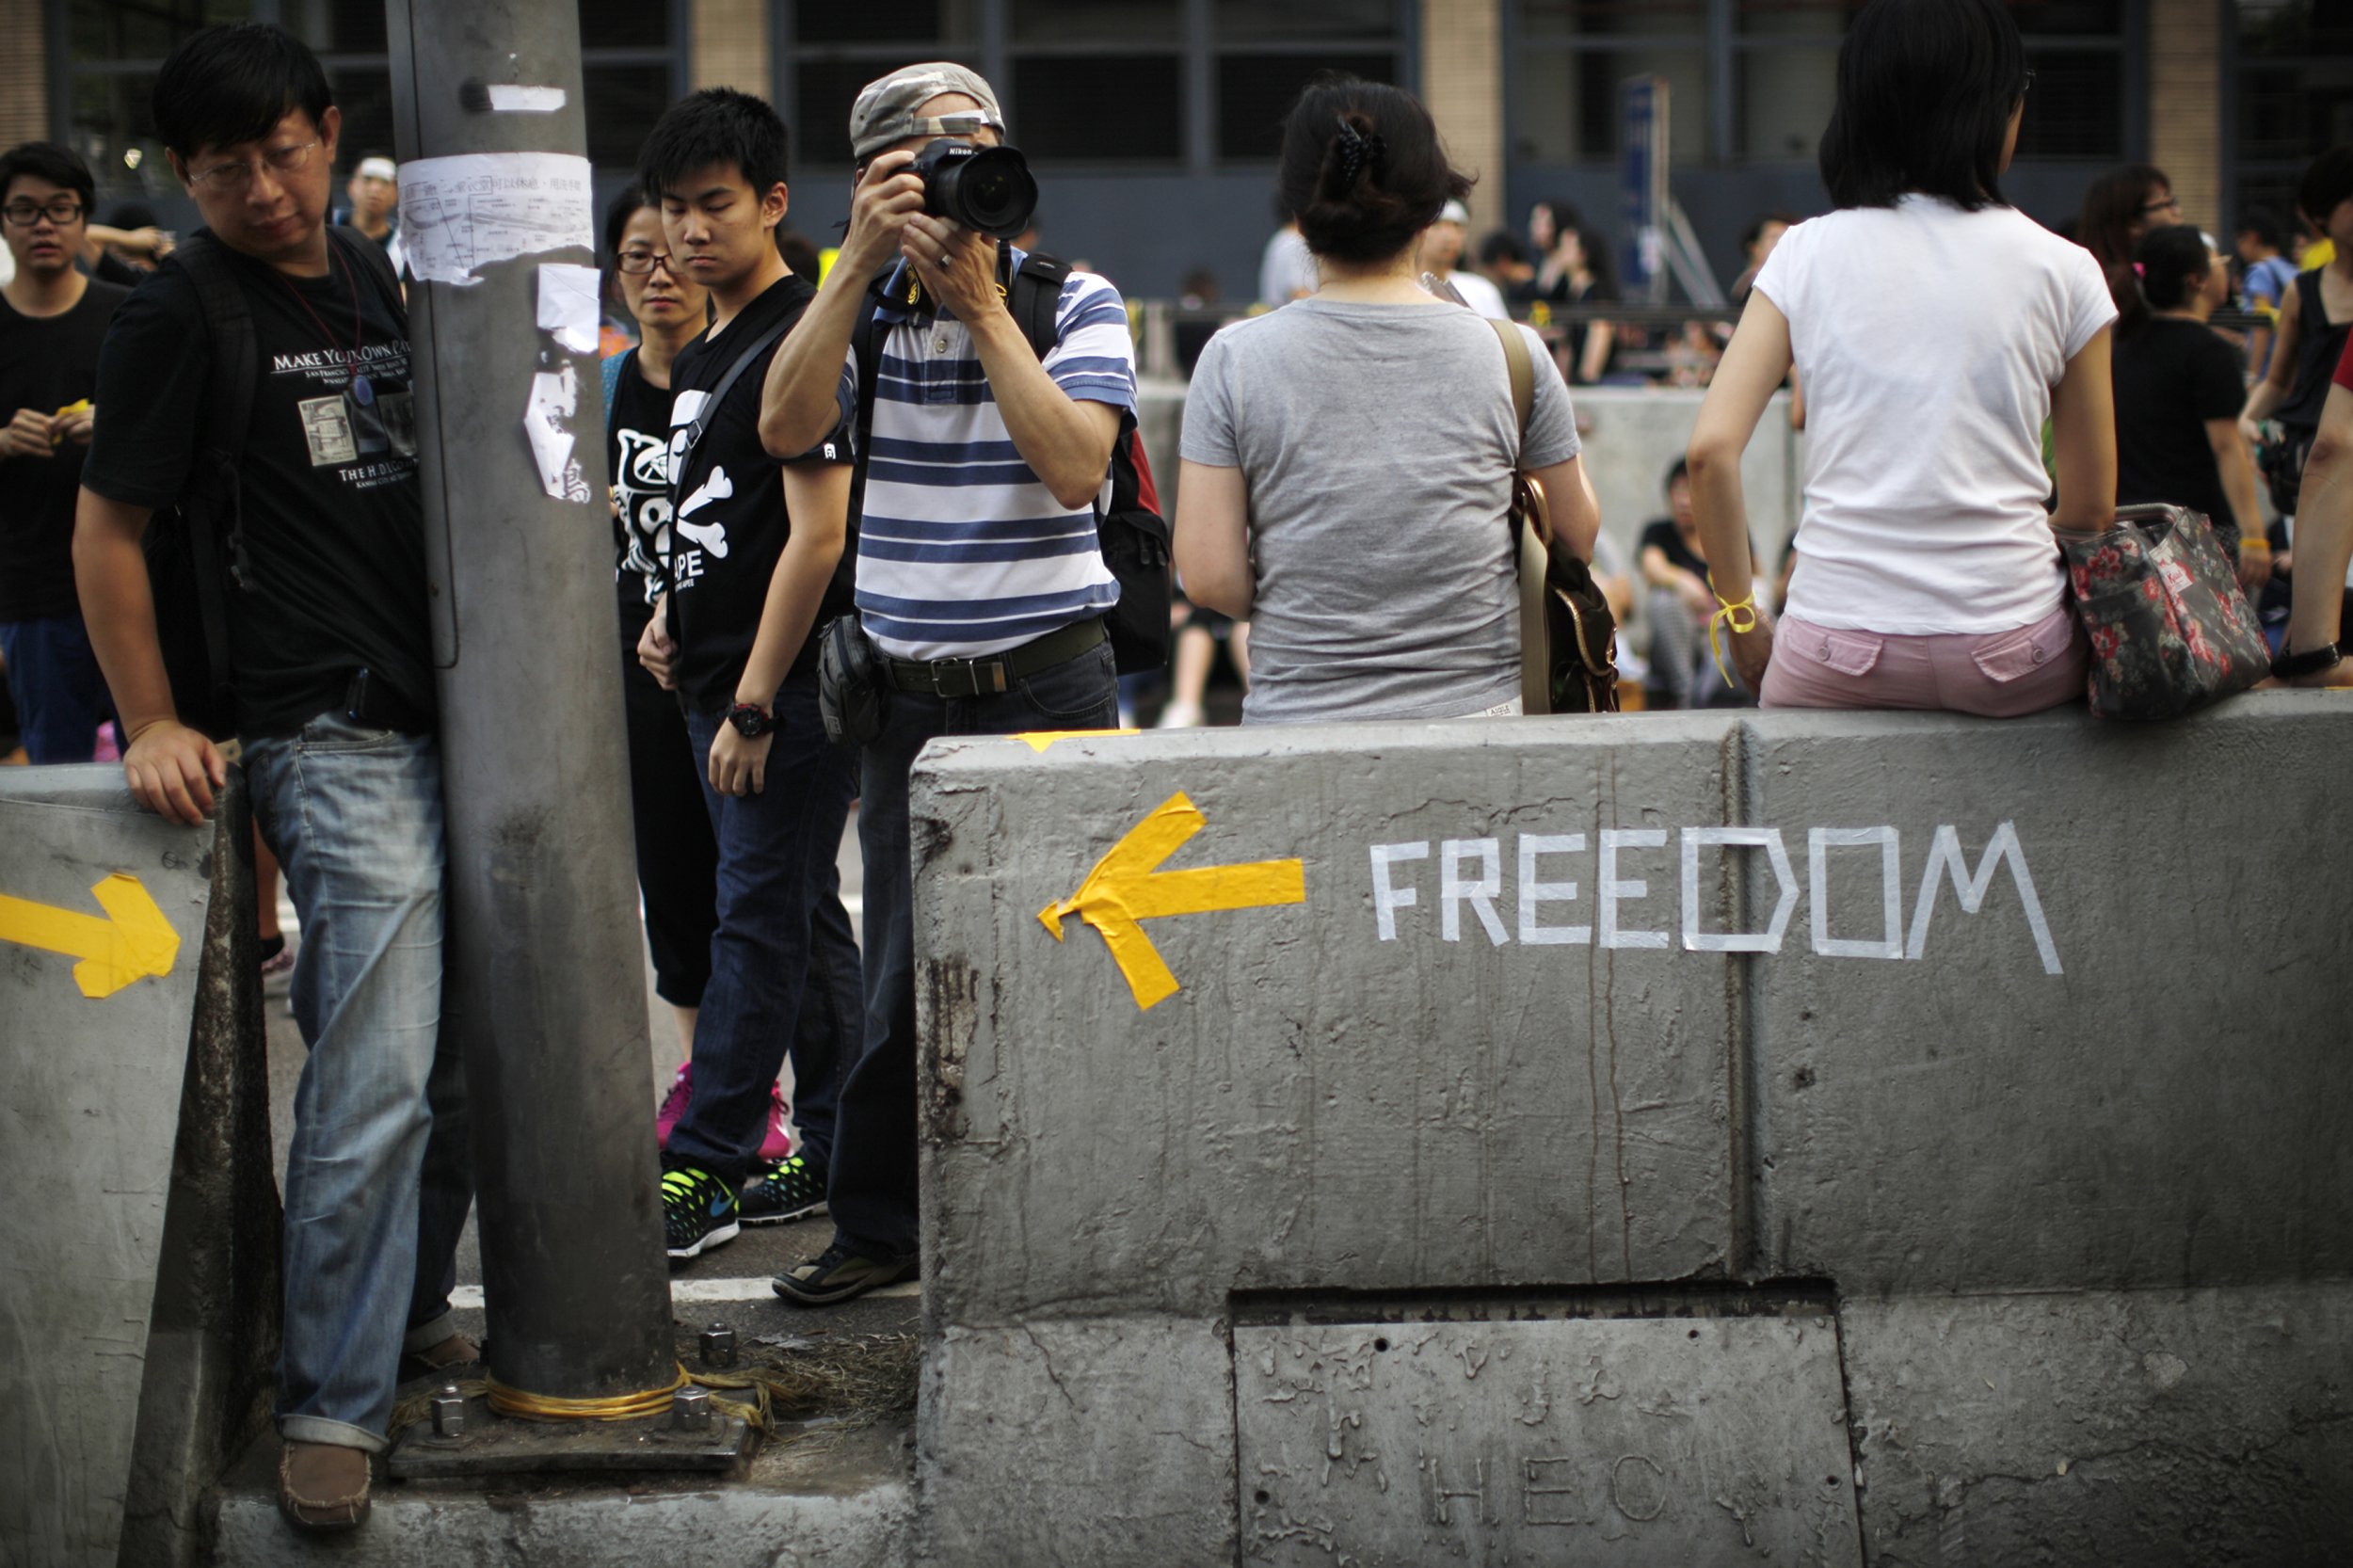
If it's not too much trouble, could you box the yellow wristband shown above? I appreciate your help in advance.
[1705,586,1758,688]
[2239,537,2271,551]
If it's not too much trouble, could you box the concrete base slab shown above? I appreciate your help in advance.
[1235,1313,1859,1566]
[1842,1283,2353,1567]
[211,1418,915,1567]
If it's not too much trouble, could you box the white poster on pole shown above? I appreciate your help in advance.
[396,152,594,286]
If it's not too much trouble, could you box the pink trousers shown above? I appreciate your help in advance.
[1759,605,2087,717]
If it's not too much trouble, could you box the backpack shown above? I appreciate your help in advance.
[850,250,1173,675]
[142,227,405,740]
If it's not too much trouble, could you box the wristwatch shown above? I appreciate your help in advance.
[726,702,773,739]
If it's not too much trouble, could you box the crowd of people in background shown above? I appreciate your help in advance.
[8,0,2353,1539]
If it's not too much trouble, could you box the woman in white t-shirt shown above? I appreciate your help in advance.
[1686,0,2118,715]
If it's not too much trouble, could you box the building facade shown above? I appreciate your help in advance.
[6,0,2346,300]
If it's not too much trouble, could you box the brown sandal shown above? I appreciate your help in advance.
[278,1440,371,1532]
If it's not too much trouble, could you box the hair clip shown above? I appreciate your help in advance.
[2132,262,2146,276]
[1334,116,1386,187]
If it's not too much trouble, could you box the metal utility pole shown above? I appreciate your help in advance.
[385,0,674,1404]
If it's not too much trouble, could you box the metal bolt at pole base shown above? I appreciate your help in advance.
[384,0,674,1411]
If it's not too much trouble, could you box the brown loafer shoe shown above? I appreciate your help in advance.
[397,1330,483,1384]
[278,1440,370,1532]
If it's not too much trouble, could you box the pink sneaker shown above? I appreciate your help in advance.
[655,1062,794,1162]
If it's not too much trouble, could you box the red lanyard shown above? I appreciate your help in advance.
[275,247,376,404]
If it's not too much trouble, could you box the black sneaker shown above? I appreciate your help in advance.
[662,1163,739,1260]
[739,1151,828,1225]
[771,1243,918,1305]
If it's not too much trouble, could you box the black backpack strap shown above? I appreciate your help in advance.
[171,233,261,727]
[678,318,793,490]
[326,224,405,322]
[1008,249,1071,362]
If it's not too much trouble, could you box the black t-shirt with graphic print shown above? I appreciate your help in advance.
[664,272,854,713]
[608,347,674,620]
[82,234,432,738]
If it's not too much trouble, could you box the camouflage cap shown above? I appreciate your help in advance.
[848,62,1006,162]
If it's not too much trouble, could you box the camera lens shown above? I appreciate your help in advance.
[926,145,1037,240]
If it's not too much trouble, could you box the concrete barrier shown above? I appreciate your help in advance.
[0,768,272,1568]
[908,696,2353,1565]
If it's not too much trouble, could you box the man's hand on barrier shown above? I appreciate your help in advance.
[637,596,679,691]
[841,152,925,279]
[123,719,226,826]
[904,214,1000,327]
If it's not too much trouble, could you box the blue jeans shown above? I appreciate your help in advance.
[0,615,111,763]
[243,712,471,1452]
[829,634,1120,1262]
[672,672,861,1187]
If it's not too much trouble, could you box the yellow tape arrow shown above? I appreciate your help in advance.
[1039,791,1305,1010]
[0,872,182,999]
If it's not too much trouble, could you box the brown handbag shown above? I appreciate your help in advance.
[1486,318,1621,714]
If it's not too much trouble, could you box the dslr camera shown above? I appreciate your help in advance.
[909,138,1037,240]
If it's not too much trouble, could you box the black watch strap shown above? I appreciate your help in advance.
[727,701,772,737]
[2270,642,2344,680]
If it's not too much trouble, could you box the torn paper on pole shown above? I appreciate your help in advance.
[523,361,594,504]
[536,264,602,354]
[397,152,594,286]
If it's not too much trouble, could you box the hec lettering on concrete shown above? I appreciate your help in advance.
[1370,822,2061,974]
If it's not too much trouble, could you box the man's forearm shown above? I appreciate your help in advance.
[736,531,843,705]
[72,490,179,735]
[968,311,1119,509]
[760,268,868,459]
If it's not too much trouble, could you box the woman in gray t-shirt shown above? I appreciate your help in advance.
[1176,78,1598,726]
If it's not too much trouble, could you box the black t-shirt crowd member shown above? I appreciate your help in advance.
[82,236,432,738]
[1640,517,1709,582]
[2113,318,2246,532]
[0,280,128,621]
[662,273,853,713]
[608,349,675,631]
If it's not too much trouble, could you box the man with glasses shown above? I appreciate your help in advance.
[0,142,125,762]
[72,22,469,1535]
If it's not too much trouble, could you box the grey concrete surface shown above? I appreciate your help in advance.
[907,698,2353,1566]
[210,1418,916,1567]
[1747,697,2353,1295]
[1839,1284,2353,1565]
[1234,1314,1857,1565]
[0,767,221,1568]
[916,717,1740,1329]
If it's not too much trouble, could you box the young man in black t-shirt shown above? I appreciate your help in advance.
[631,89,862,1261]
[72,24,470,1533]
[0,142,127,761]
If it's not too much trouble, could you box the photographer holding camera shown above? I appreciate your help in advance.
[760,64,1134,1305]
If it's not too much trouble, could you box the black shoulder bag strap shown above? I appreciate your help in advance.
[173,233,261,731]
[679,317,794,488]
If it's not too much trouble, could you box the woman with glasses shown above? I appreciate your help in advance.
[1686,0,2116,715]
[2079,162,2182,317]
[598,184,726,1073]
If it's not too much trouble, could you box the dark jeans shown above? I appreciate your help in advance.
[829,634,1120,1262]
[671,672,861,1186]
[0,615,112,763]
[619,601,718,1007]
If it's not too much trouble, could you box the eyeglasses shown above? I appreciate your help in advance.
[615,248,680,276]
[2,198,86,227]
[2021,67,2036,95]
[2138,194,2184,218]
[186,138,320,194]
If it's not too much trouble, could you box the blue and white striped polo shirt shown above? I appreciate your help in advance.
[843,252,1137,660]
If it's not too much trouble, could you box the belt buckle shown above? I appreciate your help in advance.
[929,657,970,698]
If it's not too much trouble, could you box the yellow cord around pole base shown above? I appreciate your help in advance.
[486,1363,690,1422]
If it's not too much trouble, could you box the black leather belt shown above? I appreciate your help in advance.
[883,617,1105,698]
